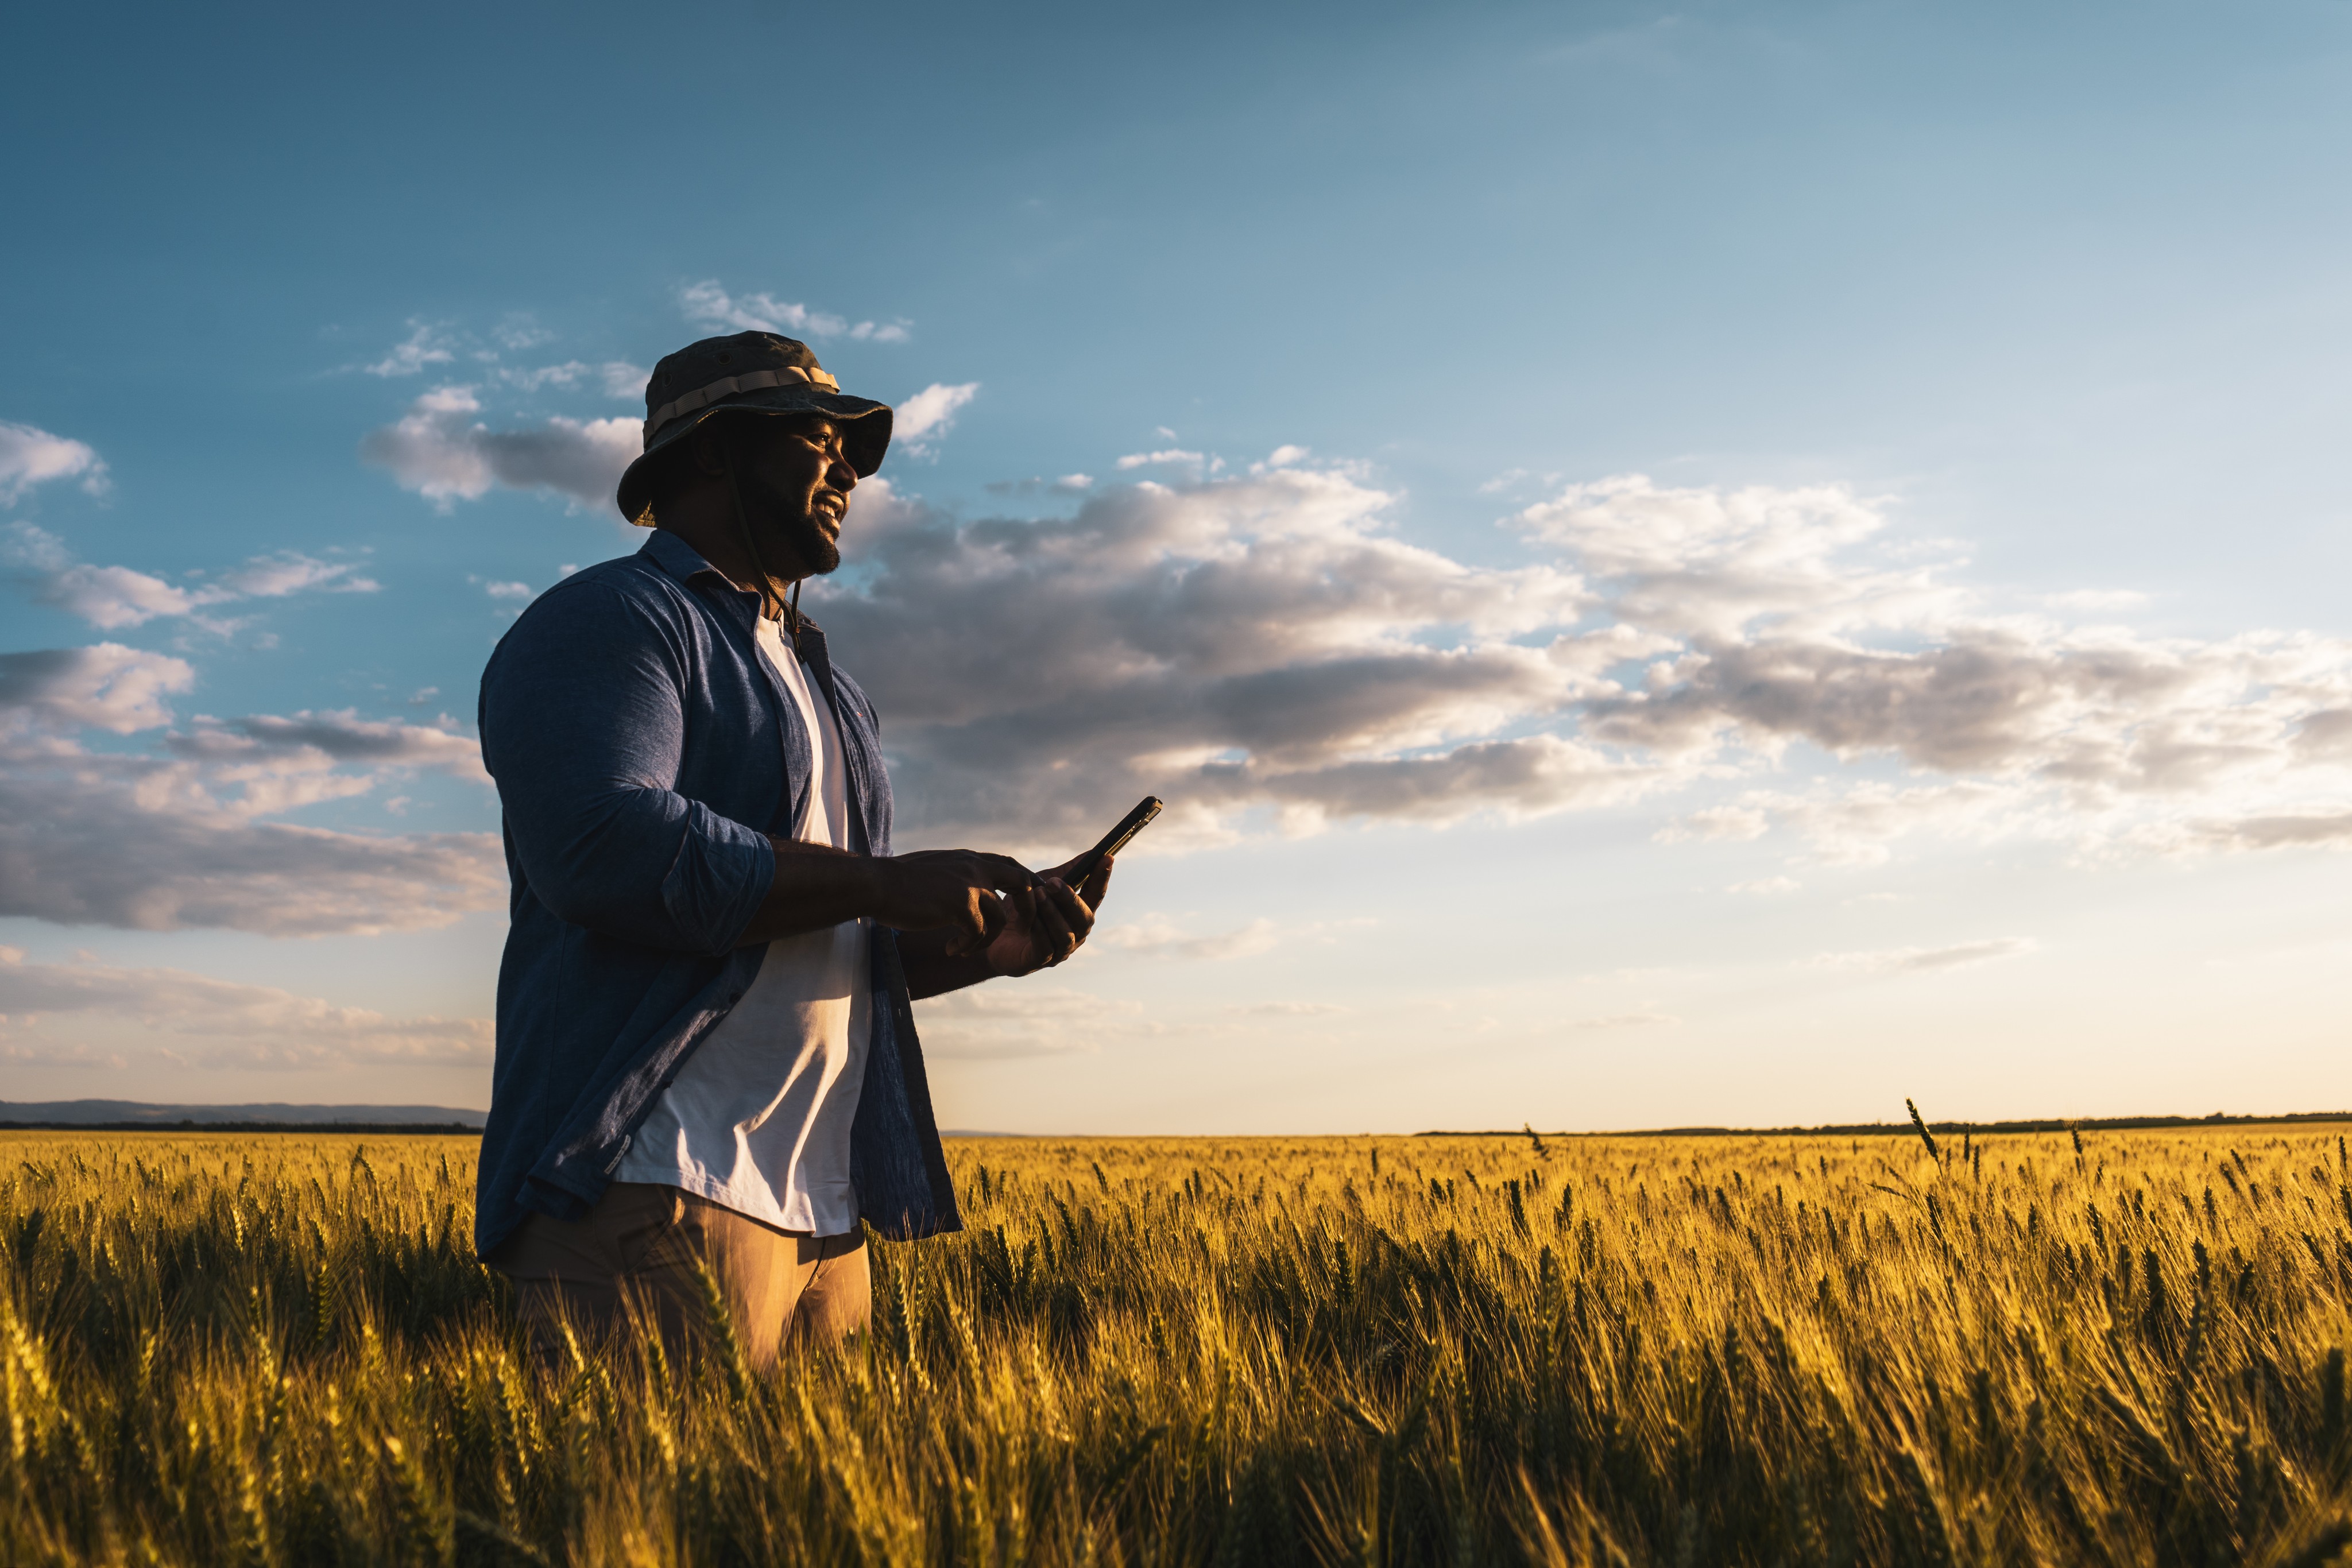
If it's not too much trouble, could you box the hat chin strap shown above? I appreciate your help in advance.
[723,441,804,653]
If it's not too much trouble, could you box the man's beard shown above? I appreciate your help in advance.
[769,506,841,577]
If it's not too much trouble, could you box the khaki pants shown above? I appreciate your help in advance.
[492,1181,871,1372]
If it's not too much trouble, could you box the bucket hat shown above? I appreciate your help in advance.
[616,331,892,525]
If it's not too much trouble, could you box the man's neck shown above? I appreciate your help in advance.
[657,520,806,615]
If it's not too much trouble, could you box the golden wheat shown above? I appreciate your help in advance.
[2,1126,2347,1565]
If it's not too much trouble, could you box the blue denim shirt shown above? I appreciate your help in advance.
[471,529,961,1259]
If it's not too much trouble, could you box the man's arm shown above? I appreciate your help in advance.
[483,582,776,956]
[735,837,1037,953]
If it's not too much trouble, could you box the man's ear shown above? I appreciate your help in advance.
[687,423,730,478]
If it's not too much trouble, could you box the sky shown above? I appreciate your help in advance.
[3,0,2349,1132]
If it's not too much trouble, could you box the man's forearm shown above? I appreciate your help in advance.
[733,838,888,946]
[734,838,1035,958]
[742,839,1003,994]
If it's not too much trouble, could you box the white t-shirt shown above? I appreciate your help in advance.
[613,612,871,1235]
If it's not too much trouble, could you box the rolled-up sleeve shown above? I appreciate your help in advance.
[479,581,774,956]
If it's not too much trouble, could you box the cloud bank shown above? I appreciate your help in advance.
[1521,475,2352,862]
[0,947,491,1067]
[0,645,500,935]
[361,386,637,511]
[13,433,2347,957]
[7,524,377,632]
[818,467,1630,849]
[812,466,2352,866]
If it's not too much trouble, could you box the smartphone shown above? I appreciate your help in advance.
[1063,796,1161,889]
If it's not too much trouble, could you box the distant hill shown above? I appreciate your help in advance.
[0,1100,487,1129]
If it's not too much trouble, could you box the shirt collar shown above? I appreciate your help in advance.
[639,527,735,588]
[637,528,826,636]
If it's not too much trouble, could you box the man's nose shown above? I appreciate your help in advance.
[827,453,857,491]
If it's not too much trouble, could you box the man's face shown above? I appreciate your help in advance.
[726,413,858,577]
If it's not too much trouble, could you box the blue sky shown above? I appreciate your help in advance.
[3,1,2348,1129]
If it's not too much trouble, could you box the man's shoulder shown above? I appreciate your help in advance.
[485,552,708,677]
[516,551,693,626]
[543,549,669,599]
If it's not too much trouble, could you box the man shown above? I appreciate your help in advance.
[474,331,1110,1367]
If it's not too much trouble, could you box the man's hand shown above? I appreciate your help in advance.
[869,849,1042,957]
[895,853,1117,998]
[980,853,1116,976]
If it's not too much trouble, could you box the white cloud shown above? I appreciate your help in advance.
[910,985,1129,1059]
[1115,448,1208,471]
[1727,877,1800,895]
[984,474,1093,498]
[1675,781,2024,868]
[484,580,533,601]
[0,645,194,733]
[894,382,979,446]
[7,525,374,630]
[490,360,647,402]
[1657,806,1770,843]
[34,562,196,629]
[0,948,491,1067]
[213,552,378,598]
[680,281,911,343]
[0,646,500,935]
[365,315,639,404]
[365,320,458,377]
[1811,938,2034,974]
[1512,474,1947,644]
[497,361,593,393]
[1096,916,1281,961]
[601,362,648,400]
[1476,467,1558,496]
[164,710,488,784]
[359,385,637,510]
[491,315,556,352]
[0,421,109,505]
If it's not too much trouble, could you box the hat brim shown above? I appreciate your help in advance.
[615,386,892,524]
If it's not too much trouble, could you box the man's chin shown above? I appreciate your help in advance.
[777,516,842,576]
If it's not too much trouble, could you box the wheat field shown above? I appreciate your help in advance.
[2,1124,2349,1566]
